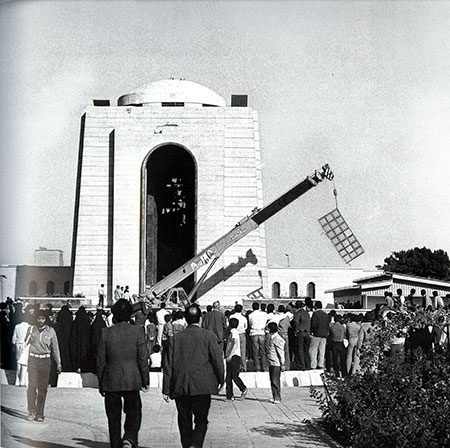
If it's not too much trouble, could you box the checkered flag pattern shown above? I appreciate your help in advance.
[318,208,364,264]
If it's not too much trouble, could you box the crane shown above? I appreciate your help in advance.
[137,164,334,309]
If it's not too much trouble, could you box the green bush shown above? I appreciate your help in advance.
[311,348,450,448]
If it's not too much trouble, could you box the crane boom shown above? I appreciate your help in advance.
[145,164,333,302]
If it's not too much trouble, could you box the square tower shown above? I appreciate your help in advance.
[72,80,267,306]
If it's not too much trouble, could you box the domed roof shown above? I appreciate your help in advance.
[118,79,226,107]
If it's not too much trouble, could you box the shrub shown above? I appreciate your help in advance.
[312,348,450,448]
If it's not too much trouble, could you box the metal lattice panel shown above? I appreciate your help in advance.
[318,208,364,264]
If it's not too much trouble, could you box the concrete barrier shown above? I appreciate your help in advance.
[1,369,324,388]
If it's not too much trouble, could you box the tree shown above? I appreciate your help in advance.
[378,247,450,280]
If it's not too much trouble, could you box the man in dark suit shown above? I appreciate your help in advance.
[163,304,224,448]
[97,299,149,448]
[201,300,227,350]
[292,300,311,370]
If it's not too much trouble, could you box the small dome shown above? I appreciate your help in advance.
[118,79,226,107]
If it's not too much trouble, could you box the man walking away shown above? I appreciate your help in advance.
[97,299,149,448]
[309,301,330,369]
[267,322,285,404]
[163,304,224,448]
[225,318,248,401]
[26,310,61,422]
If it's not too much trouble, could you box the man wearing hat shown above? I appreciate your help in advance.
[26,309,61,422]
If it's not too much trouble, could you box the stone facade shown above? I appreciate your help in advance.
[72,80,267,306]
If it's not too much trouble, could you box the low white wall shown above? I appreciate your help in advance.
[1,369,324,388]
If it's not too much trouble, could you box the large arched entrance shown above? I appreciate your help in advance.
[141,144,196,294]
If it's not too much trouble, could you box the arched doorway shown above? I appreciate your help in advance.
[289,282,298,298]
[29,280,37,296]
[141,144,196,293]
[306,281,316,299]
[46,281,55,295]
[272,282,280,298]
[64,281,70,295]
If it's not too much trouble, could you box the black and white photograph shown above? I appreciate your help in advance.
[1,1,450,447]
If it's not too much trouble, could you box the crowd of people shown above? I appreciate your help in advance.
[0,298,112,381]
[2,288,450,382]
[1,288,450,447]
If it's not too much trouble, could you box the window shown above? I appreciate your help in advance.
[306,282,316,299]
[272,282,280,298]
[29,280,37,296]
[63,281,70,295]
[289,282,298,298]
[46,280,55,295]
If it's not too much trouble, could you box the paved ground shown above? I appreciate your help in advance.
[1,385,340,448]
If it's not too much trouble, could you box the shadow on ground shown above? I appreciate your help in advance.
[250,421,326,444]
[12,436,105,448]
[12,436,152,448]
[211,396,270,403]
[1,406,29,420]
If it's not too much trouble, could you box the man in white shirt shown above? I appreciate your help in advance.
[12,314,30,386]
[225,318,247,401]
[113,285,122,303]
[421,289,432,310]
[248,302,268,372]
[284,304,294,322]
[98,284,105,308]
[149,344,162,372]
[267,322,285,404]
[232,304,248,371]
[432,290,445,309]
[156,302,170,346]
[266,303,284,325]
[396,289,406,308]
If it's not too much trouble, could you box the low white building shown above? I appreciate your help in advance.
[266,266,379,308]
[326,271,450,309]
